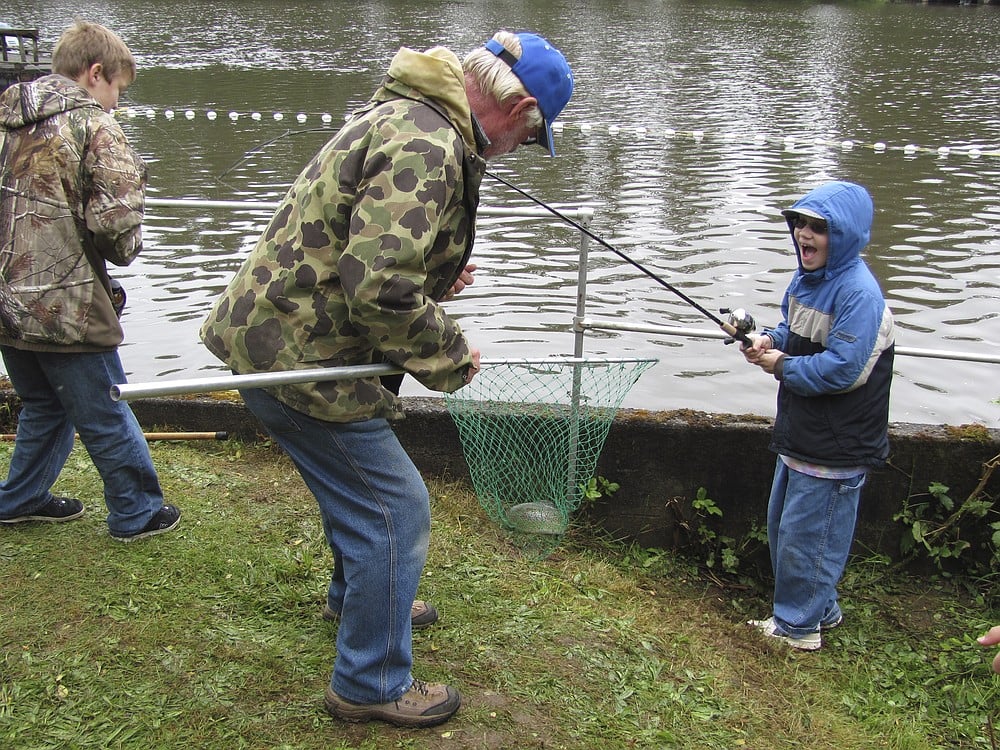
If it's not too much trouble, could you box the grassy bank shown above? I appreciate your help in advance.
[1,438,998,749]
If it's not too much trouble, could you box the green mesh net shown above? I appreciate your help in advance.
[443,357,657,554]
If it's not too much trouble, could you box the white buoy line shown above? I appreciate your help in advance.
[121,106,338,125]
[115,106,1000,160]
[551,122,996,158]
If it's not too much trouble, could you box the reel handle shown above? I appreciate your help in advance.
[719,308,755,347]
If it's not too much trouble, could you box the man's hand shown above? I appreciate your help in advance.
[442,264,477,301]
[463,348,481,384]
[750,349,786,376]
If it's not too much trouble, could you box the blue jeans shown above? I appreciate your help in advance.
[767,458,865,637]
[0,347,165,534]
[238,387,430,704]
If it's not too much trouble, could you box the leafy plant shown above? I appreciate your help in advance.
[892,452,1000,574]
[666,487,766,575]
[579,475,620,505]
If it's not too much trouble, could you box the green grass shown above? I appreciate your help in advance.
[1,439,998,749]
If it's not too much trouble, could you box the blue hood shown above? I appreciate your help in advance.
[784,181,873,277]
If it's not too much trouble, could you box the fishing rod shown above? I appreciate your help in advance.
[485,170,753,347]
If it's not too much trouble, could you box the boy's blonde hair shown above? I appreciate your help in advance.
[52,20,136,85]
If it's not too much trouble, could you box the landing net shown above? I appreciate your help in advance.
[443,357,657,555]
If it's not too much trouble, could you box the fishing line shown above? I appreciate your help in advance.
[118,95,246,194]
[485,170,751,345]
[216,127,334,180]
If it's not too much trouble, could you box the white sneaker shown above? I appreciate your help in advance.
[748,616,822,651]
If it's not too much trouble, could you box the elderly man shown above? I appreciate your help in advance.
[200,30,573,727]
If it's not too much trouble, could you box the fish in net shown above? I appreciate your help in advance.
[443,357,657,555]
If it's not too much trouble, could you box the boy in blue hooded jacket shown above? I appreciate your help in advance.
[742,180,895,650]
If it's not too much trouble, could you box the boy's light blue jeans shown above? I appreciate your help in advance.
[238,387,429,704]
[767,458,865,638]
[0,347,164,534]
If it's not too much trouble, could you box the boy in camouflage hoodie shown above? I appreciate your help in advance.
[0,21,180,541]
[201,30,572,727]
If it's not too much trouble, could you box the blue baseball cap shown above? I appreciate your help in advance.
[484,32,574,156]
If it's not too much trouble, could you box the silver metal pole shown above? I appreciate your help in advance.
[577,318,1000,365]
[568,207,595,508]
[573,207,594,359]
[146,197,279,211]
[111,357,652,401]
[111,363,397,401]
[891,345,1000,365]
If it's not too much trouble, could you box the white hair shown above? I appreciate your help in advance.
[463,30,543,128]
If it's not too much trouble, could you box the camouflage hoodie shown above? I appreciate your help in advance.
[0,73,147,351]
[201,46,486,423]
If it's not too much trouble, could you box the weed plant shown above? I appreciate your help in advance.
[1,439,998,749]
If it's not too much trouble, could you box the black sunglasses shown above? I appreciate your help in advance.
[792,215,828,234]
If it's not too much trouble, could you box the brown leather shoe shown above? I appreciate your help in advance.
[322,600,439,629]
[324,679,460,727]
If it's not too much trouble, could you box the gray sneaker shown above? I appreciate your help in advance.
[324,679,460,727]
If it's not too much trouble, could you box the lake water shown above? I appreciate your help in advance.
[5,0,1000,426]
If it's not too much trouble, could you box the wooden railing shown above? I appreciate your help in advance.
[1,28,41,64]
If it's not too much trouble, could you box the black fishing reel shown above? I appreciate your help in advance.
[720,307,755,346]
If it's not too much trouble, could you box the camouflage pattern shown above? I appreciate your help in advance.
[201,46,487,423]
[0,74,147,350]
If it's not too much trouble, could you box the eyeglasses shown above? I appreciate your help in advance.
[521,126,541,147]
[792,216,828,234]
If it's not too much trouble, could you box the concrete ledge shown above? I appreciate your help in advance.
[2,390,997,562]
[590,409,1000,563]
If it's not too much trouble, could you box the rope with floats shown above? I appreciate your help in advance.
[116,106,1000,160]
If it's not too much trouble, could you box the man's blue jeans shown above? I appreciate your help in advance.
[0,347,164,534]
[238,387,429,704]
[767,458,865,637]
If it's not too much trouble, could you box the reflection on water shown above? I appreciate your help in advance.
[6,0,1000,426]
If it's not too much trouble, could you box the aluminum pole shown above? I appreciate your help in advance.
[111,363,398,401]
[110,357,654,401]
[577,319,1000,365]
